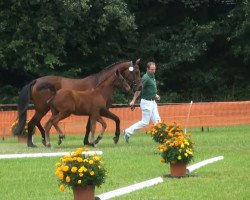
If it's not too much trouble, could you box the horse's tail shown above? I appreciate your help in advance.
[13,80,36,135]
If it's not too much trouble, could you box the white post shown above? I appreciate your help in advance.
[184,100,193,134]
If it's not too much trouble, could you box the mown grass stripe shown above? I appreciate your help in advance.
[0,151,103,159]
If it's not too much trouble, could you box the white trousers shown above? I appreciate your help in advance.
[125,99,161,135]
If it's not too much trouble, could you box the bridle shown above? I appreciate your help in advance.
[125,63,140,93]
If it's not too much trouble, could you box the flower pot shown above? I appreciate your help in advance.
[170,162,187,177]
[17,135,27,143]
[17,135,34,143]
[73,185,95,200]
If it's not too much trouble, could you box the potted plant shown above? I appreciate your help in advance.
[55,147,107,200]
[150,122,194,177]
[11,120,35,142]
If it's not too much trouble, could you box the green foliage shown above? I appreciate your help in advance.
[0,0,249,103]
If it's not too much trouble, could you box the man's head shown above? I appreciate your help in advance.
[146,62,156,75]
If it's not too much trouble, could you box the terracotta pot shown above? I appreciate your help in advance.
[17,135,27,143]
[170,162,187,177]
[73,185,95,200]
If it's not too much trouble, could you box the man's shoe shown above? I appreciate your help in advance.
[124,132,130,144]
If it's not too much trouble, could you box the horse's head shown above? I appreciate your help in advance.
[114,69,131,93]
[122,59,142,93]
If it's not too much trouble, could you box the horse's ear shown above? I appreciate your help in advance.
[136,58,141,64]
[115,69,120,77]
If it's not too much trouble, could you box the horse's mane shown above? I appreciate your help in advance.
[90,60,131,85]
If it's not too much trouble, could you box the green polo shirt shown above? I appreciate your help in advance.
[141,72,157,100]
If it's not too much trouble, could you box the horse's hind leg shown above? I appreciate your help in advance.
[100,109,120,144]
[36,122,46,146]
[94,117,107,145]
[54,124,65,145]
[27,111,46,147]
[49,112,70,146]
[83,117,91,145]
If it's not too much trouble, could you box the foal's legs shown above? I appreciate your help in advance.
[94,117,107,145]
[44,112,70,147]
[100,109,121,144]
[53,124,65,145]
[84,109,121,145]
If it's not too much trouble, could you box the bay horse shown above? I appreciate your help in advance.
[37,69,130,147]
[13,59,141,147]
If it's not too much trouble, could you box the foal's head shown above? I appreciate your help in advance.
[114,70,131,93]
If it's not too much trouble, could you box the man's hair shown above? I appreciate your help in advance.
[147,62,155,69]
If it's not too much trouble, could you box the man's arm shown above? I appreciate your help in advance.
[130,90,141,106]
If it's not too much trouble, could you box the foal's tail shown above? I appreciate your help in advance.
[13,80,36,135]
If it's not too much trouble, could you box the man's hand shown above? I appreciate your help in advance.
[155,94,160,101]
[130,100,135,110]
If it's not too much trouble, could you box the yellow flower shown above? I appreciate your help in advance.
[77,180,82,184]
[184,153,188,157]
[71,166,78,173]
[58,172,64,180]
[59,184,65,192]
[66,176,70,183]
[89,160,94,164]
[93,156,101,161]
[83,147,90,151]
[79,166,87,173]
[160,158,166,163]
[61,165,69,172]
[77,157,83,162]
[180,143,185,148]
[55,162,61,167]
[90,171,95,176]
[177,155,182,160]
[79,173,84,177]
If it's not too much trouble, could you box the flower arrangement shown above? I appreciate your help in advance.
[150,122,194,164]
[150,121,168,143]
[55,147,107,192]
[11,120,35,136]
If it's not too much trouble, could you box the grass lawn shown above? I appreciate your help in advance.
[0,125,249,200]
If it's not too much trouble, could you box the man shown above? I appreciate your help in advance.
[124,62,161,143]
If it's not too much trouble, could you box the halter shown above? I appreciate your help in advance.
[126,63,139,93]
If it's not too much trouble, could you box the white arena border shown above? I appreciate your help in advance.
[97,156,224,200]
[0,151,103,159]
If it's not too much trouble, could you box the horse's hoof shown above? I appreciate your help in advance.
[83,140,90,145]
[113,136,119,144]
[58,135,65,145]
[94,136,102,144]
[27,142,37,148]
[88,143,95,147]
[42,139,46,147]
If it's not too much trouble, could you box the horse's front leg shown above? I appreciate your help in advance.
[100,108,120,144]
[83,117,91,145]
[94,117,107,145]
[89,118,97,147]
